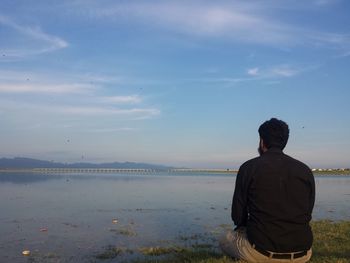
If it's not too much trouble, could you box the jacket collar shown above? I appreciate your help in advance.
[265,147,283,154]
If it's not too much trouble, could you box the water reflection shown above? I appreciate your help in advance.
[0,172,60,184]
[0,172,349,262]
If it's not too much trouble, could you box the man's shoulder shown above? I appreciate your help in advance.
[239,153,312,174]
[283,153,312,173]
[239,156,261,171]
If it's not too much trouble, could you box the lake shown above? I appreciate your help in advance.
[0,172,349,262]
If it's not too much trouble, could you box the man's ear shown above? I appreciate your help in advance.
[260,139,267,152]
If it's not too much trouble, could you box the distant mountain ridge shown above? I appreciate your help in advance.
[0,157,172,170]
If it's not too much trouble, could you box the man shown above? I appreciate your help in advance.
[220,118,315,262]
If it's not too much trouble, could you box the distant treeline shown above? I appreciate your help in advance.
[312,169,350,175]
[0,157,172,170]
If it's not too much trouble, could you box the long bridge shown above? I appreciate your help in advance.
[0,168,237,174]
[34,168,163,173]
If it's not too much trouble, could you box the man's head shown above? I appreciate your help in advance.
[258,118,289,153]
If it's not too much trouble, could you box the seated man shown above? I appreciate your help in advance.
[220,118,315,262]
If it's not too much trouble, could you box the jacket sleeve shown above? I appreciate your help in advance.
[231,164,249,227]
[309,170,316,216]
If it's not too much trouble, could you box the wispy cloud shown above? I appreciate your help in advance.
[0,69,160,119]
[247,67,259,76]
[69,1,350,50]
[75,73,123,84]
[0,69,124,86]
[337,51,350,58]
[308,32,350,54]
[0,70,126,95]
[0,99,160,119]
[195,64,313,86]
[269,66,299,77]
[313,0,340,6]
[247,64,304,78]
[57,106,159,117]
[0,83,94,94]
[99,95,142,104]
[74,2,297,46]
[87,127,137,133]
[0,15,68,59]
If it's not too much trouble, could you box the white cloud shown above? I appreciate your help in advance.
[196,64,304,85]
[68,1,350,51]
[246,64,301,78]
[0,70,157,119]
[76,2,297,46]
[0,83,94,94]
[76,73,123,84]
[87,127,137,133]
[247,67,259,76]
[309,32,350,46]
[0,69,124,87]
[0,98,160,119]
[0,15,68,59]
[338,51,350,57]
[313,0,340,6]
[54,105,160,120]
[270,66,298,77]
[99,95,142,104]
[192,76,255,83]
[57,106,159,117]
[0,70,127,95]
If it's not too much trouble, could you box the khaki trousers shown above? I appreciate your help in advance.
[219,228,312,263]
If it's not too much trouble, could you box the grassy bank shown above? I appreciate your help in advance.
[123,220,350,263]
[313,171,350,176]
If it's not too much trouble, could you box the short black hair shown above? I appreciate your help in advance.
[258,118,289,150]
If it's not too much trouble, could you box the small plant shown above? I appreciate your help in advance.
[95,246,133,260]
[131,221,350,263]
[110,226,137,236]
[139,246,187,256]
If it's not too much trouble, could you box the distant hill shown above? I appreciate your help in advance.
[0,157,172,170]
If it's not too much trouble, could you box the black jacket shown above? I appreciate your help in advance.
[232,148,315,252]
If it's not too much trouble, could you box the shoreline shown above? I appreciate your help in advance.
[0,168,350,176]
[99,220,350,263]
[22,220,350,262]
[0,168,238,175]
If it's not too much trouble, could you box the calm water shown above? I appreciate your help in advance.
[0,172,349,262]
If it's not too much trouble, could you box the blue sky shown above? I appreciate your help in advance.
[0,0,349,168]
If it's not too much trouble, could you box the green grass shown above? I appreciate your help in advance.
[129,220,350,263]
[109,226,137,236]
[311,220,350,262]
[95,246,133,260]
[139,246,188,256]
[313,171,350,176]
